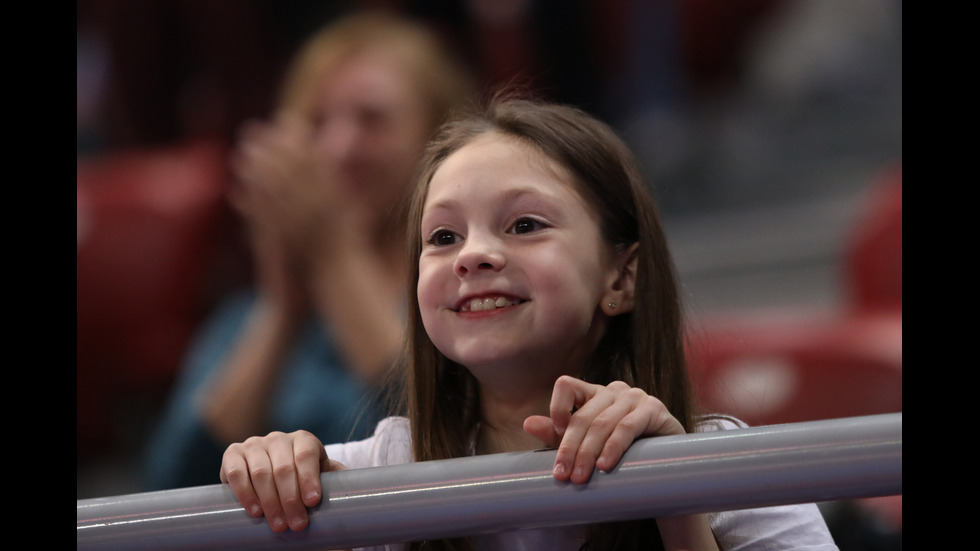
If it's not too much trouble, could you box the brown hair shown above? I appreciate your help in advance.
[397,95,694,551]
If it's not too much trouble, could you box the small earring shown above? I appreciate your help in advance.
[608,301,616,309]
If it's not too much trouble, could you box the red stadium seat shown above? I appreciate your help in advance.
[686,311,901,427]
[77,139,235,455]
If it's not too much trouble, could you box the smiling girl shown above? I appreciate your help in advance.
[219,96,839,551]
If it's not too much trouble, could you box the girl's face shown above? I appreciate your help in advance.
[417,133,628,389]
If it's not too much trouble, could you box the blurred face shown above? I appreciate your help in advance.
[417,133,623,388]
[309,49,432,214]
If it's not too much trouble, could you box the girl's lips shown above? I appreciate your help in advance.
[456,295,526,312]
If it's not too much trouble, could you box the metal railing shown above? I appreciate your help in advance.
[77,413,901,550]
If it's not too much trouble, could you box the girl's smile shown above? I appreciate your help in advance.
[455,295,526,313]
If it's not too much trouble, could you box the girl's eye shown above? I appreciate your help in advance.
[426,229,460,247]
[510,217,546,235]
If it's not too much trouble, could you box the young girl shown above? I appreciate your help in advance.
[219,97,839,551]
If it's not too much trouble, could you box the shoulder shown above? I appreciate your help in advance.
[695,416,840,550]
[373,416,412,449]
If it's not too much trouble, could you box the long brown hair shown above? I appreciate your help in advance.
[396,95,695,551]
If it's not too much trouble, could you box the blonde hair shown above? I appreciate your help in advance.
[276,11,473,133]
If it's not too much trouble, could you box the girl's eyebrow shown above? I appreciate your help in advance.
[423,186,553,215]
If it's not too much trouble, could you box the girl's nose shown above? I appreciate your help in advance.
[453,235,506,277]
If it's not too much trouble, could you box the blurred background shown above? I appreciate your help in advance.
[77,0,901,547]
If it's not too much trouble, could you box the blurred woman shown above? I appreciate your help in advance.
[144,11,474,490]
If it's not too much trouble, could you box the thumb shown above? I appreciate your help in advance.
[523,415,561,448]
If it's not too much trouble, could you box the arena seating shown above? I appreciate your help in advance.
[77,139,236,456]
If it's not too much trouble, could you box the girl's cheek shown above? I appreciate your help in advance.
[416,260,443,311]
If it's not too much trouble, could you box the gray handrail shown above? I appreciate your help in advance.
[77,413,901,550]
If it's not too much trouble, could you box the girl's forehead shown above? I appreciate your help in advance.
[426,132,574,196]
[456,131,551,163]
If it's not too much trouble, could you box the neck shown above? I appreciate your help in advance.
[467,353,591,455]
[475,385,550,455]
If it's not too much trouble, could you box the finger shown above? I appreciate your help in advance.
[596,395,686,472]
[240,436,289,533]
[267,434,309,532]
[292,432,327,508]
[593,399,652,473]
[236,118,269,141]
[550,377,613,481]
[220,444,264,519]
[559,383,637,483]
[275,110,314,139]
[569,393,632,483]
[273,109,304,129]
[523,415,561,448]
[548,375,598,438]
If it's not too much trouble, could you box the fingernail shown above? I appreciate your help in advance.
[553,463,566,477]
[249,505,262,516]
[290,516,308,531]
[305,490,320,502]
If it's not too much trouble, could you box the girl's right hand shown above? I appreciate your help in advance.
[220,430,347,533]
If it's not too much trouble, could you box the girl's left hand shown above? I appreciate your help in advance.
[524,375,685,484]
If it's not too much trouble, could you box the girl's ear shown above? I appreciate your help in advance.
[601,242,639,316]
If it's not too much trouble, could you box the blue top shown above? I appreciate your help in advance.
[142,289,385,490]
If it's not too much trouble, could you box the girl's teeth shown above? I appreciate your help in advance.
[467,297,515,311]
